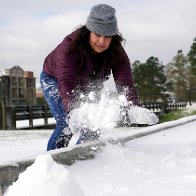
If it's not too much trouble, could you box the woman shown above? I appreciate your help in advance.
[40,4,139,151]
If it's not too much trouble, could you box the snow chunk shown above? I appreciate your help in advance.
[69,93,121,131]
[69,92,159,132]
[127,106,159,125]
[4,154,85,196]
[118,94,129,106]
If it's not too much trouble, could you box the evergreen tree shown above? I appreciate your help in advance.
[166,50,188,102]
[187,37,196,103]
[188,37,196,75]
[132,57,168,102]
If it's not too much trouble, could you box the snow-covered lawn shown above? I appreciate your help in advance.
[185,102,196,113]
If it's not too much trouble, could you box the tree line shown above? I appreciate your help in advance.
[132,37,196,105]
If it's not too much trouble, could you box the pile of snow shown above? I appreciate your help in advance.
[69,92,159,133]
[4,154,84,196]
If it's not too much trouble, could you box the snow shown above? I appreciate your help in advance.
[186,102,196,113]
[4,155,85,196]
[70,122,196,196]
[16,118,56,129]
[69,93,159,133]
[1,92,196,195]
[2,120,196,196]
[0,130,52,163]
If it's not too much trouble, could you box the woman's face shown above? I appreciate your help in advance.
[89,32,112,54]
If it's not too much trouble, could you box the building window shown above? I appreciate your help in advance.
[19,100,26,105]
[29,89,34,97]
[11,77,17,86]
[12,100,18,105]
[18,88,24,98]
[12,88,17,98]
[28,78,34,87]
[18,78,24,86]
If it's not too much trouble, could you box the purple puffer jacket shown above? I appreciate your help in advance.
[43,30,139,112]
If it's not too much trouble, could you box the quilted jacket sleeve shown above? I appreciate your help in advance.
[55,37,80,112]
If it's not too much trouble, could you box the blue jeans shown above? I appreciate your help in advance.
[40,71,70,151]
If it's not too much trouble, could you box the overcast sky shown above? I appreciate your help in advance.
[0,0,196,82]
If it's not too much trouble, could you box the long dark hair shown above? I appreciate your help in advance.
[67,25,126,67]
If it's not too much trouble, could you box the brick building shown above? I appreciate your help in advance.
[0,65,36,106]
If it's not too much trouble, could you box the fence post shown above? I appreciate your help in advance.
[44,105,48,126]
[29,106,33,127]
[1,97,6,130]
[0,184,2,196]
[13,107,17,129]
[4,106,15,130]
[0,99,2,130]
[161,102,166,114]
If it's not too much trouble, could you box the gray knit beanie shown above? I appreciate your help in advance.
[86,4,118,36]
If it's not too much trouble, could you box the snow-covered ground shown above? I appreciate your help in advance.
[2,119,196,196]
[70,121,196,196]
[0,129,52,163]
[1,100,195,164]
[1,99,196,196]
[185,102,196,113]
[16,118,56,129]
